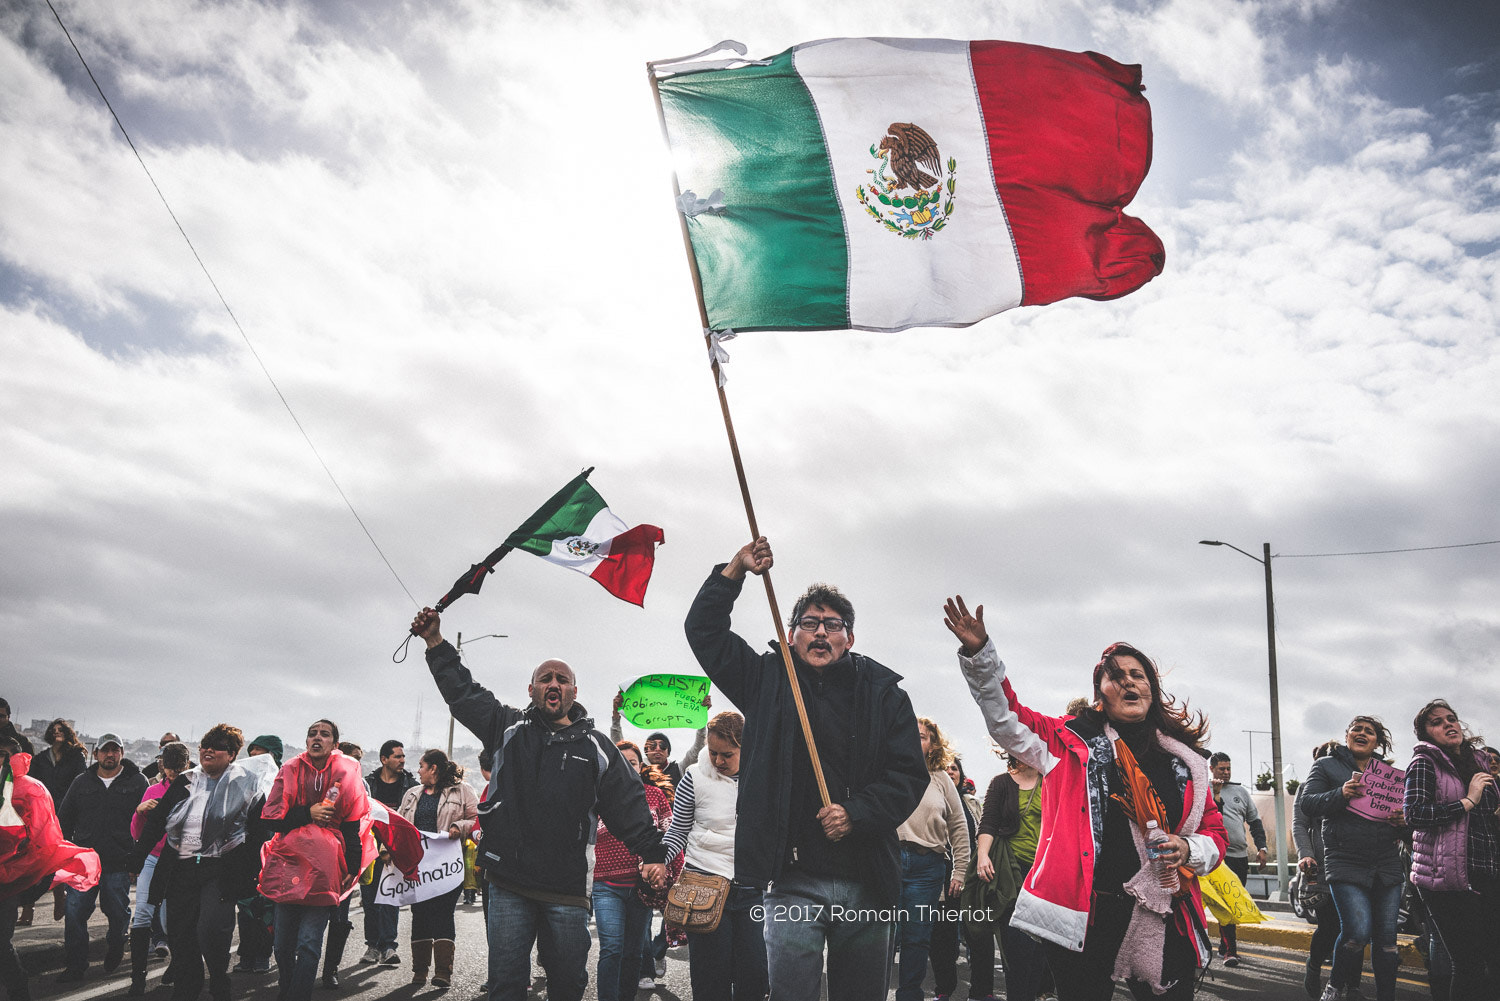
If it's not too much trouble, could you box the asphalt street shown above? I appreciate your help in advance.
[13,897,1435,1000]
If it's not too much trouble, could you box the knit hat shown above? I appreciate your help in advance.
[247,734,283,765]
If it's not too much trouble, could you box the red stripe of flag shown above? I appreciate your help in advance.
[970,41,1166,306]
[590,524,665,607]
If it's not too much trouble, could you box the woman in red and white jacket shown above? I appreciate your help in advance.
[944,597,1227,1001]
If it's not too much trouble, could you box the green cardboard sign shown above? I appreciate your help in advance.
[619,674,711,730]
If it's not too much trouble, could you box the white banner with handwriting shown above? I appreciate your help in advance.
[375,831,465,906]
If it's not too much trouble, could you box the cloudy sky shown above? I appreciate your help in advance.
[4,0,1498,808]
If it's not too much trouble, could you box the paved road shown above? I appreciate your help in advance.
[14,898,1434,1000]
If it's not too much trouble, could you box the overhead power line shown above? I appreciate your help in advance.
[1277,539,1500,559]
[47,1,419,608]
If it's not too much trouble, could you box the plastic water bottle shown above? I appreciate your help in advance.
[1145,820,1179,892]
[321,782,341,807]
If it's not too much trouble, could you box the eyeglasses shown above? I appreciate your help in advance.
[200,745,231,755]
[643,741,668,751]
[794,616,848,633]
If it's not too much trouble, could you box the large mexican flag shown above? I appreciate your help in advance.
[654,38,1165,332]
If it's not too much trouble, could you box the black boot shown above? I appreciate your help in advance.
[128,927,151,995]
[321,917,351,989]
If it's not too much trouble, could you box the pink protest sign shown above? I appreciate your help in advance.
[1347,758,1406,821]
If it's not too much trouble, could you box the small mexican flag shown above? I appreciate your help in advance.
[503,470,664,606]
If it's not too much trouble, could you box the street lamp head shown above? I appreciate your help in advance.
[1199,540,1224,546]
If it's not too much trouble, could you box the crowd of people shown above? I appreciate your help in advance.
[2,536,1498,1001]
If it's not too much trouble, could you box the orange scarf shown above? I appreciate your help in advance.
[1110,738,1190,891]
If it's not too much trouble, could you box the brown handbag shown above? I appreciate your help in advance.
[663,870,730,933]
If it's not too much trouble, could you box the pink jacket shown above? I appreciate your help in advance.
[958,640,1227,957]
[131,781,170,858]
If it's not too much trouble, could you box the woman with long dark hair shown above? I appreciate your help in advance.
[398,748,477,989]
[28,719,88,925]
[1300,716,1405,1001]
[945,597,1227,1001]
[1404,700,1500,1001]
[1293,741,1349,1000]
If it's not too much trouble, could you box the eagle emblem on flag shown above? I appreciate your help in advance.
[855,122,957,241]
[564,537,601,558]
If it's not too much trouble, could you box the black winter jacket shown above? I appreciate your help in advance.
[1299,745,1403,888]
[684,567,928,908]
[58,759,149,873]
[426,641,665,904]
[30,746,87,805]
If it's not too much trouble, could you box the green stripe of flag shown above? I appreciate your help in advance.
[657,50,849,331]
[503,470,605,556]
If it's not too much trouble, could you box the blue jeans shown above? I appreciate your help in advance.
[273,902,332,1001]
[64,871,131,971]
[592,882,650,1001]
[486,884,591,1001]
[895,849,946,1001]
[687,881,769,1001]
[131,854,161,930]
[763,865,895,1001]
[1330,880,1402,1001]
[360,866,398,950]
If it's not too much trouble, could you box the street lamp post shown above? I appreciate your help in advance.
[452,632,507,757]
[1200,540,1290,901]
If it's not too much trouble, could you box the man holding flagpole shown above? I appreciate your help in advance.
[684,536,928,1001]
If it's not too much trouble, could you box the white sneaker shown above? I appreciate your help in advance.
[637,976,657,990]
[380,948,401,966]
[359,946,381,964]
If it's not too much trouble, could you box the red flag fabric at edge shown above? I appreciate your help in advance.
[589,523,666,607]
[971,42,1165,305]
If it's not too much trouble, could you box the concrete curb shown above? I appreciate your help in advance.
[1205,916,1426,969]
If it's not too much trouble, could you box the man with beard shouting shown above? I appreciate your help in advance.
[684,536,928,1001]
[409,608,667,1001]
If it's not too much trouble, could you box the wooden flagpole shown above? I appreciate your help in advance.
[647,63,831,809]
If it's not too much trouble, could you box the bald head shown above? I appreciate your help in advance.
[529,659,577,725]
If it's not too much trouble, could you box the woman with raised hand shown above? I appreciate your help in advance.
[658,710,768,1001]
[1403,700,1500,1001]
[397,749,478,989]
[944,596,1226,1001]
[1299,716,1405,1001]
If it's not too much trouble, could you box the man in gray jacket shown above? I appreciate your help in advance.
[1210,752,1267,967]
